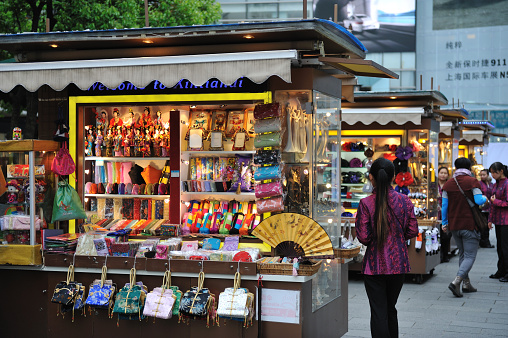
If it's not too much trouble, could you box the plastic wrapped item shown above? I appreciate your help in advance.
[253,149,281,165]
[228,155,254,193]
[254,102,281,120]
[254,165,281,181]
[255,181,284,199]
[256,196,284,214]
[254,131,282,149]
[254,117,282,134]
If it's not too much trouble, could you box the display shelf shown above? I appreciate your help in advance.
[0,140,59,152]
[341,167,367,170]
[182,150,256,156]
[85,194,170,199]
[341,183,364,186]
[85,156,167,161]
[181,191,256,200]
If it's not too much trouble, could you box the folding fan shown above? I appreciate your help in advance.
[252,213,334,258]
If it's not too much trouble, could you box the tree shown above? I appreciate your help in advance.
[0,0,222,138]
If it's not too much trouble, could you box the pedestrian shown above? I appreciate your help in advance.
[436,166,452,262]
[356,158,418,338]
[488,162,508,282]
[479,168,495,248]
[442,157,487,297]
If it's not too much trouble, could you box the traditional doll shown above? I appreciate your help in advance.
[123,127,133,157]
[85,127,94,156]
[6,180,20,204]
[155,110,164,129]
[22,180,42,204]
[152,128,161,157]
[134,128,143,157]
[138,106,153,129]
[109,108,123,128]
[114,126,123,156]
[160,128,169,157]
[96,110,109,131]
[124,108,136,128]
[104,128,114,157]
[142,128,151,157]
[95,129,104,157]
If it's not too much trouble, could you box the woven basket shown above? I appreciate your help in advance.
[257,260,322,276]
[334,246,361,259]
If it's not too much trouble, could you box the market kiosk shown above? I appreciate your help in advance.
[0,20,398,337]
[435,108,468,173]
[340,90,447,283]
[459,120,495,176]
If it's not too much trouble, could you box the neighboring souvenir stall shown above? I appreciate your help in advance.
[459,120,495,176]
[0,20,398,337]
[340,91,447,283]
[434,108,468,173]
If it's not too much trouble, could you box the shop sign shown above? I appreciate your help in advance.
[7,165,45,178]
[82,77,266,96]
[258,288,300,324]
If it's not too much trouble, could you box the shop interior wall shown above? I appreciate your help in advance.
[38,86,69,141]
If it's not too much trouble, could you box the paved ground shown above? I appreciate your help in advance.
[344,229,508,337]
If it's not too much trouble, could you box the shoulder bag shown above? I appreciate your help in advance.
[453,176,488,232]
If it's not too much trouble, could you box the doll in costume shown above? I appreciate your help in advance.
[138,106,153,129]
[95,129,104,156]
[142,128,152,157]
[6,180,20,204]
[160,127,169,157]
[109,108,123,128]
[96,110,109,131]
[123,127,133,157]
[134,128,143,157]
[104,128,114,157]
[85,127,94,156]
[152,128,161,157]
[155,110,164,129]
[114,126,123,156]
[124,108,136,128]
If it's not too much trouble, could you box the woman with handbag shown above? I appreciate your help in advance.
[442,157,487,297]
[356,158,418,338]
[488,162,508,282]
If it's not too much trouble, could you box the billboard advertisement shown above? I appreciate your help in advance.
[417,0,508,105]
[313,0,415,53]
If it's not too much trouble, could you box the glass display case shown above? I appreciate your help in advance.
[408,130,438,219]
[0,140,59,247]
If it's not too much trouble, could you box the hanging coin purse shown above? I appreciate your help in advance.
[179,271,216,326]
[51,265,79,306]
[143,270,177,320]
[217,272,255,327]
[85,265,116,316]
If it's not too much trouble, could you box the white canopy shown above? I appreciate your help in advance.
[341,107,425,126]
[0,50,297,92]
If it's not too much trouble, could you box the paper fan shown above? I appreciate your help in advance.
[252,213,334,258]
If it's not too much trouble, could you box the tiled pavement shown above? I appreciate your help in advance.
[343,229,508,337]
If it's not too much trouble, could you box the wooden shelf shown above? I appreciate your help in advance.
[85,194,170,198]
[181,150,255,156]
[0,139,59,152]
[181,192,256,201]
[85,156,168,161]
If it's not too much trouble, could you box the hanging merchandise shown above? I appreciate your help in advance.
[51,180,87,222]
[54,105,70,142]
[51,265,86,322]
[395,171,414,187]
[113,268,148,323]
[52,143,75,176]
[228,155,254,193]
[395,145,413,160]
[179,271,217,327]
[143,270,177,320]
[85,264,117,316]
[217,272,255,327]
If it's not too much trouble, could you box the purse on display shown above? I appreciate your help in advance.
[179,271,216,326]
[254,165,281,181]
[143,270,177,320]
[254,117,282,134]
[85,265,117,315]
[51,265,79,306]
[253,131,282,149]
[217,272,255,327]
[52,142,75,176]
[253,102,281,120]
[113,268,147,323]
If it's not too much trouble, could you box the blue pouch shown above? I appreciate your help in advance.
[254,165,281,181]
[203,238,221,250]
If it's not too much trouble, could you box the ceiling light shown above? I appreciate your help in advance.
[390,96,397,99]
[243,34,254,39]
[142,39,153,44]
[49,44,58,48]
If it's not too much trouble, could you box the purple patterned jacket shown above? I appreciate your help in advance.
[479,180,493,213]
[355,187,419,275]
[489,177,508,225]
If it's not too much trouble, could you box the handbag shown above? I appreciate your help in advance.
[143,271,177,320]
[113,268,147,323]
[85,265,117,316]
[51,180,87,222]
[217,272,254,327]
[51,265,79,306]
[52,142,75,176]
[453,176,488,232]
[179,272,216,326]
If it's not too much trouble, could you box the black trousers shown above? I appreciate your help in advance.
[495,224,508,276]
[364,274,405,338]
[480,213,492,246]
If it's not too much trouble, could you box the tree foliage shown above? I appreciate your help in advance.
[0,0,222,34]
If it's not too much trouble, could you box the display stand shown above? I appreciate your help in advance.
[0,140,59,264]
[341,91,448,281]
